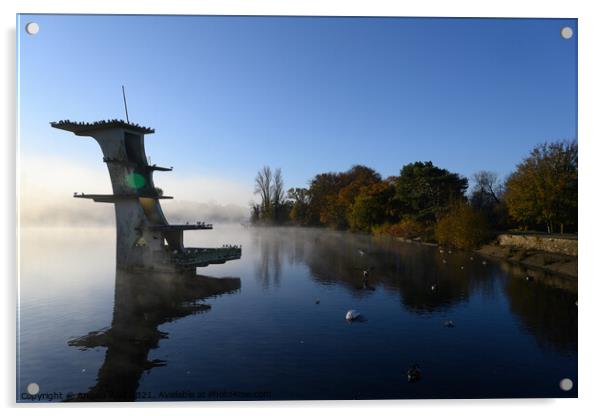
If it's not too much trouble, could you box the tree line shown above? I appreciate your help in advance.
[250,140,577,247]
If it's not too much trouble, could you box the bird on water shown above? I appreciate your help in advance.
[346,310,361,321]
[407,364,422,383]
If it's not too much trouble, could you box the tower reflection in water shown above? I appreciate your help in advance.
[67,270,240,401]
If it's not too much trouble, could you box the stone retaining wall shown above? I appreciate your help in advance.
[497,234,578,257]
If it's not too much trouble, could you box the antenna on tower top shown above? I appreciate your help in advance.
[121,85,130,123]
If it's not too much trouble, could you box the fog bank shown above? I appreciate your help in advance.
[20,154,251,226]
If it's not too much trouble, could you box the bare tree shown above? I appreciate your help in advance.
[252,166,288,224]
[249,202,261,224]
[271,168,285,208]
[254,166,273,217]
[472,170,502,204]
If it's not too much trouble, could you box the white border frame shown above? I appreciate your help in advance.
[3,1,600,415]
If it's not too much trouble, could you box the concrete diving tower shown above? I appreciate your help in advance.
[51,119,241,273]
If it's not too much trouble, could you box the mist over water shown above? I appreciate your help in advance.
[19,154,251,226]
[20,200,248,227]
[18,225,577,401]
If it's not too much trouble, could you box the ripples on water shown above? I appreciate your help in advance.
[17,225,577,401]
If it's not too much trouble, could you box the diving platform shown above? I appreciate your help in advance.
[147,223,213,231]
[103,158,173,172]
[51,119,154,135]
[172,247,242,268]
[53,118,242,273]
[74,193,173,203]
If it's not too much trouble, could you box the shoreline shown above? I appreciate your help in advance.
[476,243,577,279]
[256,226,578,279]
[391,235,578,279]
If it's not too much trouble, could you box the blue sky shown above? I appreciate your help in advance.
[18,15,577,197]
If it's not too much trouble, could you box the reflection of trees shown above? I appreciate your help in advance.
[67,270,240,401]
[303,230,382,298]
[386,247,472,314]
[254,230,283,288]
[251,226,578,354]
[303,231,478,309]
[504,274,577,354]
[497,261,578,293]
[253,227,311,288]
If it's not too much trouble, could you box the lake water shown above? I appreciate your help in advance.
[17,225,577,401]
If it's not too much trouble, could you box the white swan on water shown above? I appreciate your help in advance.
[346,310,361,321]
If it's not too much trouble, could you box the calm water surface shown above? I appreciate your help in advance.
[18,225,577,401]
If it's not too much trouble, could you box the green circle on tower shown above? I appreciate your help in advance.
[125,172,146,189]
